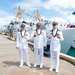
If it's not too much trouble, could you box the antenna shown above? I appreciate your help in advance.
[13,6,25,21]
[26,9,42,22]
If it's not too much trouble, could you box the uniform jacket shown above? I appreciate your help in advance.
[48,29,64,51]
[16,30,29,49]
[31,29,47,49]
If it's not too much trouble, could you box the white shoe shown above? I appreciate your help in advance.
[55,69,59,73]
[40,65,43,69]
[34,64,37,68]
[49,68,53,71]
[19,63,23,68]
[27,64,31,67]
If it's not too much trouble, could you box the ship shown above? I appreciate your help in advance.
[5,6,75,57]
[26,9,75,57]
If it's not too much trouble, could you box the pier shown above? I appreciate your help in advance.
[0,35,75,75]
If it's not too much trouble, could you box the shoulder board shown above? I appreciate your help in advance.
[57,29,60,31]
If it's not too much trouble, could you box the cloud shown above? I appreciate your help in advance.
[43,0,75,10]
[42,0,75,24]
[0,10,32,25]
[15,0,43,10]
[47,15,75,24]
[67,15,75,24]
[0,16,14,25]
[0,10,14,25]
[0,10,9,17]
[43,0,75,18]
[0,0,75,25]
[15,0,75,10]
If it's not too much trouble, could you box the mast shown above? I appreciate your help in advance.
[26,10,42,22]
[13,6,25,22]
[34,10,41,21]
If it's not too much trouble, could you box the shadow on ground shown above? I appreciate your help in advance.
[2,61,19,67]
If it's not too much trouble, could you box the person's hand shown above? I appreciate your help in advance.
[23,36,27,39]
[16,47,19,49]
[57,34,61,39]
[34,33,37,37]
[44,46,46,49]
[49,35,53,39]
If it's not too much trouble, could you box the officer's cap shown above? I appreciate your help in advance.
[52,21,58,26]
[20,23,26,28]
[36,23,42,26]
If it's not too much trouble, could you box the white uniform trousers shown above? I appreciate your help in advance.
[50,50,60,70]
[19,48,30,65]
[34,48,43,66]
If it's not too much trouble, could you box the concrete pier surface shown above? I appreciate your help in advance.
[0,35,75,75]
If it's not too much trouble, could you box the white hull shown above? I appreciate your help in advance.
[47,28,75,54]
[72,43,75,48]
[61,28,75,54]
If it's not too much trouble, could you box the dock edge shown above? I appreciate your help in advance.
[28,42,75,65]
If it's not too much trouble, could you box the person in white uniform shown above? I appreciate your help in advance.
[48,21,64,73]
[9,22,13,38]
[29,24,33,36]
[31,23,47,68]
[16,24,31,68]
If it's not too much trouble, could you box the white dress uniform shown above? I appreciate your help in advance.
[16,30,31,67]
[31,29,47,68]
[9,24,13,33]
[29,26,33,36]
[48,28,64,72]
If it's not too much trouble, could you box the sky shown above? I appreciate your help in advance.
[0,0,75,25]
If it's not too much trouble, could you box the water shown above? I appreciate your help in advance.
[44,45,75,57]
[67,47,75,57]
